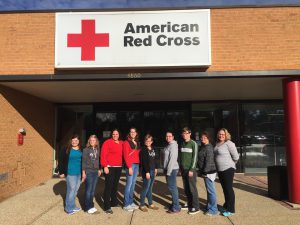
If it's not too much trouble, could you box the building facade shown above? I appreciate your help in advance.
[0,1,300,202]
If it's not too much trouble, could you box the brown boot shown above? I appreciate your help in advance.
[148,204,159,210]
[139,206,148,212]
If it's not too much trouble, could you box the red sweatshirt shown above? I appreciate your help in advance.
[123,140,141,168]
[100,139,123,167]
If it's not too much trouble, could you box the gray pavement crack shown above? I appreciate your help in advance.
[227,217,235,225]
[129,210,135,225]
[26,199,62,225]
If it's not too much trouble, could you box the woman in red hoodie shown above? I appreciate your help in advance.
[123,127,141,211]
[100,129,123,214]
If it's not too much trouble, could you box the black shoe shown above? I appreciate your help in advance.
[164,204,173,210]
[105,209,113,214]
[181,204,189,210]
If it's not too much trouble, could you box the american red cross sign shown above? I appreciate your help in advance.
[55,10,211,68]
[67,20,109,61]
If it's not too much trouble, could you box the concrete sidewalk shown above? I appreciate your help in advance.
[0,175,299,225]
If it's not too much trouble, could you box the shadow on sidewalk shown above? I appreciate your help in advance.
[134,176,207,210]
[215,178,268,197]
[53,176,213,212]
[52,179,67,207]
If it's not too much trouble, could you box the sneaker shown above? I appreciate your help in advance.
[87,208,97,214]
[139,206,148,212]
[66,210,75,215]
[105,209,113,214]
[222,211,235,217]
[130,203,139,210]
[123,205,134,212]
[188,208,200,215]
[148,204,159,210]
[167,208,181,214]
[181,204,189,210]
[205,211,219,216]
[73,207,81,212]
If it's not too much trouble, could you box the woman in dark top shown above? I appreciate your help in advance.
[82,135,101,214]
[198,131,218,216]
[139,134,159,212]
[62,134,82,215]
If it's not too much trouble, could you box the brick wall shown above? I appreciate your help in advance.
[0,85,54,201]
[209,7,300,71]
[0,8,299,75]
[0,13,55,75]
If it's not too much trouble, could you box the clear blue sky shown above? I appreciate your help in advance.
[0,0,299,11]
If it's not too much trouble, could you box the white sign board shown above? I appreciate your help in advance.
[55,10,211,68]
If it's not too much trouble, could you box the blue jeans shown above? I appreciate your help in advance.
[65,174,81,212]
[85,171,98,211]
[166,169,180,211]
[140,170,155,206]
[204,177,218,214]
[124,163,139,207]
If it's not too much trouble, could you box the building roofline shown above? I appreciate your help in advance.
[0,70,299,82]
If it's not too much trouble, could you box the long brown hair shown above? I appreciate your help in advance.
[127,127,139,141]
[66,134,80,154]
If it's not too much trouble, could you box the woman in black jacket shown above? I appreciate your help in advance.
[198,131,218,216]
[139,134,159,212]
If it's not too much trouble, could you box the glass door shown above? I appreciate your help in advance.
[191,103,242,172]
[241,103,285,173]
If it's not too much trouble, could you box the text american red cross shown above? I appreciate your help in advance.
[67,20,109,61]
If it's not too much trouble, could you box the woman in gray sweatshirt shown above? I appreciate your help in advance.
[163,131,181,213]
[82,135,101,214]
[214,128,239,217]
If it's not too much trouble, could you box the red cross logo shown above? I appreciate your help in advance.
[67,20,109,61]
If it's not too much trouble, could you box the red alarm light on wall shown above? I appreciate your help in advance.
[17,128,26,146]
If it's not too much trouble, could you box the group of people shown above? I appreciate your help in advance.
[60,127,239,218]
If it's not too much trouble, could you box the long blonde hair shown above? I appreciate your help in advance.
[217,128,231,142]
[86,135,100,150]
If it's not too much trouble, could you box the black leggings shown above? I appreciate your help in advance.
[218,167,235,213]
[103,167,122,210]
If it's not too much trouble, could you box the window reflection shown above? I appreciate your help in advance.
[242,104,285,173]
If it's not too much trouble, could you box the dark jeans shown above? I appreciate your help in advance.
[181,169,199,210]
[103,167,122,210]
[140,170,155,206]
[166,169,180,211]
[85,171,98,211]
[218,167,235,213]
